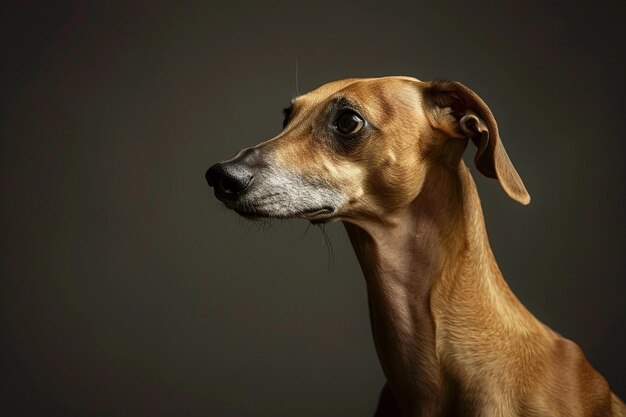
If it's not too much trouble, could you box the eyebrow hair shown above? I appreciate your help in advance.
[330,96,367,117]
[332,96,357,109]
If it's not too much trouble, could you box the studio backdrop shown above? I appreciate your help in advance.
[1,2,624,416]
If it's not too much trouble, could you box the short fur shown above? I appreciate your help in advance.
[206,76,625,417]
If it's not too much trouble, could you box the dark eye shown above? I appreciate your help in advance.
[282,106,292,128]
[335,111,365,135]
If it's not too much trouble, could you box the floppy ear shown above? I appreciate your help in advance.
[422,80,530,205]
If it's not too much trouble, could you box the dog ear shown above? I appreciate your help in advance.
[421,80,530,205]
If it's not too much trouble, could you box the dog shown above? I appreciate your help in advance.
[206,76,625,416]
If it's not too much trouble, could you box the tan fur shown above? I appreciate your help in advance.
[212,76,626,416]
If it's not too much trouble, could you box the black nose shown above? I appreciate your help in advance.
[205,162,253,198]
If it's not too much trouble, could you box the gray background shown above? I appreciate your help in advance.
[1,1,624,416]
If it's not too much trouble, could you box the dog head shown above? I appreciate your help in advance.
[206,76,529,223]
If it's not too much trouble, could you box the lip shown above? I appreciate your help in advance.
[302,207,334,218]
[230,205,335,221]
[304,207,335,224]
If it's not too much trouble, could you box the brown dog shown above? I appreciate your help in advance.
[206,76,625,416]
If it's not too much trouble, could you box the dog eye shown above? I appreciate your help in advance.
[335,111,365,135]
[282,106,292,128]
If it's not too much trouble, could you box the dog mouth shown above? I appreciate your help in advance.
[231,205,335,222]
[210,170,342,223]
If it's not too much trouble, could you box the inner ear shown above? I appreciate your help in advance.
[459,114,480,137]
[459,114,495,178]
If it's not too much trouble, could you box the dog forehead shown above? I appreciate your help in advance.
[294,76,422,112]
[294,78,361,106]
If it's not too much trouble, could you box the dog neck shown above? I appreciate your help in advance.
[343,161,520,415]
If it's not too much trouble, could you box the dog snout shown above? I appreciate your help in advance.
[206,147,264,198]
[205,162,253,198]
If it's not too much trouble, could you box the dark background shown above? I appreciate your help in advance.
[1,1,624,416]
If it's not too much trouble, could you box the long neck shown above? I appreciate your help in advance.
[343,161,501,415]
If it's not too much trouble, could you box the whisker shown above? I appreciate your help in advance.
[295,58,300,96]
[293,221,313,245]
[317,223,335,277]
